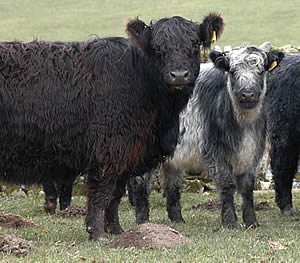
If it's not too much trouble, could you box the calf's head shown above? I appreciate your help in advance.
[126,13,224,92]
[210,44,284,122]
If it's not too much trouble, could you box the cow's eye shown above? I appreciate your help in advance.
[229,70,238,79]
[258,70,264,75]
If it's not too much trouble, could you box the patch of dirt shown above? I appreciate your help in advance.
[0,213,35,228]
[111,223,192,249]
[56,206,87,218]
[0,235,32,256]
[254,201,272,210]
[191,199,222,210]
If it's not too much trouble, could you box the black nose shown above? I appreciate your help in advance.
[241,92,255,99]
[169,70,190,85]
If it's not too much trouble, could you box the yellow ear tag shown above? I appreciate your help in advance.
[211,31,217,43]
[269,61,278,71]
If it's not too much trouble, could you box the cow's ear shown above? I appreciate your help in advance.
[210,50,229,71]
[199,12,224,49]
[126,18,151,50]
[266,50,284,72]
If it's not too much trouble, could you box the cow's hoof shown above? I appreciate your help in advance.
[245,222,259,229]
[222,221,240,229]
[170,215,186,224]
[136,212,149,225]
[44,201,57,215]
[89,232,110,241]
[282,208,294,217]
[105,223,124,235]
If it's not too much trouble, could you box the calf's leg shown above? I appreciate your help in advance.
[236,172,257,228]
[212,166,238,228]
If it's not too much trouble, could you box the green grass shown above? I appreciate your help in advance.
[1,190,300,262]
[0,0,299,47]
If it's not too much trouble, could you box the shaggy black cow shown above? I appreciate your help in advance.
[265,54,300,216]
[129,45,284,227]
[0,13,224,240]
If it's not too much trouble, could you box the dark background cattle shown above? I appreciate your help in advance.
[266,54,300,216]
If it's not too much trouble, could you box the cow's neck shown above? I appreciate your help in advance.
[155,83,193,158]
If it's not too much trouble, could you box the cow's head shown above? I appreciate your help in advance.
[126,13,224,92]
[210,44,284,122]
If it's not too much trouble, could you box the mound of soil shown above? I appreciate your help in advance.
[254,201,272,210]
[111,223,192,249]
[191,199,222,210]
[0,213,35,228]
[56,206,87,218]
[0,235,32,256]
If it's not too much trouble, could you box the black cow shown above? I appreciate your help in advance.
[265,54,300,216]
[0,13,224,240]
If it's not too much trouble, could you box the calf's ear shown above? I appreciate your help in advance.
[126,18,151,50]
[199,12,224,48]
[209,50,229,71]
[266,50,284,72]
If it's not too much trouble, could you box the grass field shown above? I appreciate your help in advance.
[1,190,300,262]
[0,0,299,47]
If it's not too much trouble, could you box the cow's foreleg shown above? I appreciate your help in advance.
[212,166,238,228]
[104,175,127,234]
[86,169,117,241]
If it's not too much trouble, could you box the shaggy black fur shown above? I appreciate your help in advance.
[0,13,224,240]
[265,54,300,216]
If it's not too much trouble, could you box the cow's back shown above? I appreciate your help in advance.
[0,38,156,182]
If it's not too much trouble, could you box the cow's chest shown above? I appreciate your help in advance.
[231,129,257,175]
